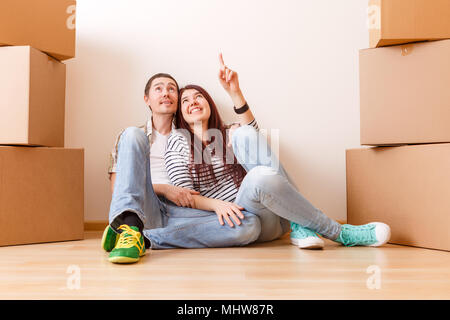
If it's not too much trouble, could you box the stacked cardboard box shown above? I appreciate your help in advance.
[347,0,450,251]
[0,0,84,246]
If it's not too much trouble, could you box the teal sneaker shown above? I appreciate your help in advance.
[101,225,118,252]
[290,222,324,249]
[108,225,146,264]
[335,222,391,247]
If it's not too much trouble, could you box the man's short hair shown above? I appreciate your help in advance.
[144,73,179,96]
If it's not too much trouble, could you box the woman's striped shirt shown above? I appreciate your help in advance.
[164,119,259,202]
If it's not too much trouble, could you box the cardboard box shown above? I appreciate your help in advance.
[0,46,66,147]
[359,39,450,146]
[0,147,84,247]
[368,0,450,48]
[0,0,76,61]
[346,145,450,251]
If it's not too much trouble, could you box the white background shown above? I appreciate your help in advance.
[65,0,369,222]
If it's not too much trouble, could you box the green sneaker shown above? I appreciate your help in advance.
[290,222,324,249]
[335,222,391,247]
[108,225,146,264]
[101,225,118,252]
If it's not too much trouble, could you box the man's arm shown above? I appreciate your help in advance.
[110,173,116,194]
[110,175,198,208]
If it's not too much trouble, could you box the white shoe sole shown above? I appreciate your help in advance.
[291,237,324,249]
[368,222,391,247]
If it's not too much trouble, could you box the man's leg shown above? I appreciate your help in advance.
[108,127,166,233]
[106,127,165,262]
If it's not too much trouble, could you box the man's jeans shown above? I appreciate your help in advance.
[108,127,261,249]
[231,125,341,241]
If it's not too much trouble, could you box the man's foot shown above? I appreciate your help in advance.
[335,222,391,247]
[108,225,146,264]
[290,222,324,249]
[101,225,118,252]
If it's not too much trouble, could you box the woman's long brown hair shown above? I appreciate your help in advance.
[176,85,247,191]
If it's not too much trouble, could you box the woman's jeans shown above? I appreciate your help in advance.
[231,125,341,241]
[109,127,261,249]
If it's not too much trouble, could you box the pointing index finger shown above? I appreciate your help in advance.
[219,53,225,68]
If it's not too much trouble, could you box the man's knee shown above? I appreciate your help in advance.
[119,127,148,149]
[121,127,147,143]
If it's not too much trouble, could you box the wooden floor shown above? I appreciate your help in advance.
[0,231,449,300]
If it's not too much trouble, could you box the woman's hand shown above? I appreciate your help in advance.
[218,53,242,96]
[212,199,246,227]
[161,184,200,208]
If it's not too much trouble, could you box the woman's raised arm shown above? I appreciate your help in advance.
[218,53,255,126]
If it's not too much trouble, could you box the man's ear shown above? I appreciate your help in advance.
[144,95,152,111]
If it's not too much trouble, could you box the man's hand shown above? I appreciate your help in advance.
[162,185,200,208]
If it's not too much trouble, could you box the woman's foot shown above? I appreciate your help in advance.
[335,222,391,247]
[290,222,324,249]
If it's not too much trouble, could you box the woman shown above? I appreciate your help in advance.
[164,54,391,249]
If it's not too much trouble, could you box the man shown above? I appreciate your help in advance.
[102,73,261,264]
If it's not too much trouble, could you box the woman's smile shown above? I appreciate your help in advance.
[189,106,202,114]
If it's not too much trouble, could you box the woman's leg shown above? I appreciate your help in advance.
[232,128,391,247]
[231,125,326,247]
[145,203,261,249]
[235,165,342,240]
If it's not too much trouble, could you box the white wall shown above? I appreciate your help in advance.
[65,0,368,222]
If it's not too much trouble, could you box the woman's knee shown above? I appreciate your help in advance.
[232,125,259,151]
[244,166,284,190]
[234,213,261,245]
[232,124,258,141]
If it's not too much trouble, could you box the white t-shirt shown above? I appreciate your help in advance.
[150,130,172,185]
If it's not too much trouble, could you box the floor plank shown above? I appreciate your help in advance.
[0,231,448,299]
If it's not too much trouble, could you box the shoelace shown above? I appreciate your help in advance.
[290,222,315,238]
[116,225,144,252]
[339,224,376,247]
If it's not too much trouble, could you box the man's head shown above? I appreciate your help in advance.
[144,73,179,116]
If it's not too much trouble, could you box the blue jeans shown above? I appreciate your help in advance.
[108,127,261,249]
[231,125,341,241]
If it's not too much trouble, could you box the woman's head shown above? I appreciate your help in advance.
[177,85,221,131]
[176,84,246,189]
